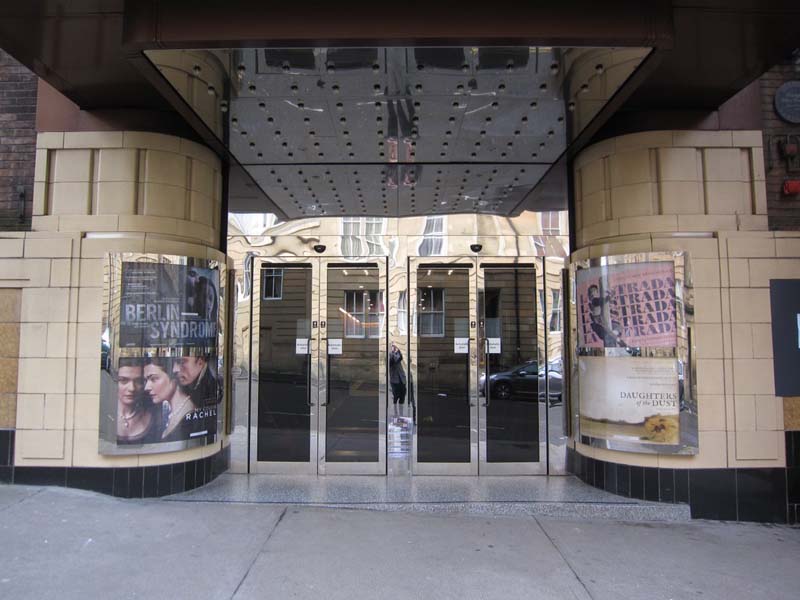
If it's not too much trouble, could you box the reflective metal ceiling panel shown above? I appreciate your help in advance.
[145,46,649,218]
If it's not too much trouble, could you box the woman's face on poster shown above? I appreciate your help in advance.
[144,364,176,404]
[117,366,142,407]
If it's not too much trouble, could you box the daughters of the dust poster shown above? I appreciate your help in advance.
[576,261,680,445]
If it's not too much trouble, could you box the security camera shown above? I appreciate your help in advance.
[470,243,482,253]
[313,244,326,254]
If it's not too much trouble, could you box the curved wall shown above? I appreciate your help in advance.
[570,130,800,521]
[0,131,231,496]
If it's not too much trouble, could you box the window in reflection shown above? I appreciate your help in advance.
[549,289,562,332]
[240,252,255,300]
[539,288,563,333]
[262,268,283,300]
[542,211,561,235]
[343,290,384,338]
[342,217,386,257]
[418,287,445,336]
[419,216,446,256]
[397,290,408,335]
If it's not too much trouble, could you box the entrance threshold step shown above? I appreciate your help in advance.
[311,501,690,521]
[167,474,690,522]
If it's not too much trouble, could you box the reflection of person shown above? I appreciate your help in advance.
[389,342,407,407]
[173,355,220,406]
[116,358,162,444]
[144,357,198,442]
[587,284,627,348]
[184,268,218,321]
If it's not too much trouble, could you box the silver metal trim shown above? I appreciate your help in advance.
[250,256,387,475]
[318,258,388,475]
[410,256,478,476]
[477,258,546,475]
[250,257,318,475]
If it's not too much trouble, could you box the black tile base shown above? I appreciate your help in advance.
[1,444,230,499]
[736,469,787,523]
[566,446,792,524]
[14,466,66,487]
[0,430,14,466]
[67,467,114,495]
[689,469,737,521]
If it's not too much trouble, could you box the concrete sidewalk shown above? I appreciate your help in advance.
[0,485,798,600]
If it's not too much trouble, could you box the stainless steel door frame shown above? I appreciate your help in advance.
[410,257,478,475]
[477,258,546,475]
[545,257,569,475]
[318,258,388,475]
[250,256,320,475]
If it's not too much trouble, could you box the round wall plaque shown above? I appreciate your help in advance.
[775,81,800,124]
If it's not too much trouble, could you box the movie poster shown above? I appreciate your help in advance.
[107,261,222,448]
[576,262,676,349]
[578,356,680,445]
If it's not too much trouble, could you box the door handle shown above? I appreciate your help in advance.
[484,339,491,408]
[306,357,312,407]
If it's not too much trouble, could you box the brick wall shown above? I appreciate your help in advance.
[761,59,800,231]
[0,50,36,229]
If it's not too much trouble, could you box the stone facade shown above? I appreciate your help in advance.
[2,131,229,472]
[572,129,800,472]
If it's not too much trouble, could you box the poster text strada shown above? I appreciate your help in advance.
[577,262,676,349]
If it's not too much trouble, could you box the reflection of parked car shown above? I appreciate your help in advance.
[479,360,562,404]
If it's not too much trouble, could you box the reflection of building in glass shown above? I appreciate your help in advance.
[539,289,562,332]
[227,210,569,382]
[396,290,408,336]
[240,252,255,300]
[261,268,283,300]
[418,288,445,336]
[342,217,386,257]
[418,216,446,256]
[541,211,561,236]
[343,290,385,338]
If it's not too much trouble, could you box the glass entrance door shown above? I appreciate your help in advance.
[478,262,546,474]
[410,259,478,475]
[319,262,387,474]
[409,258,548,476]
[250,258,386,474]
[251,259,317,474]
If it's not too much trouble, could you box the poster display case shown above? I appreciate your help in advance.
[99,253,227,455]
[569,252,697,454]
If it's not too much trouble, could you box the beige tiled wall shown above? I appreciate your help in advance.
[3,131,229,468]
[572,130,798,470]
[574,130,768,247]
[33,131,222,245]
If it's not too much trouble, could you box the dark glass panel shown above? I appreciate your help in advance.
[482,268,540,462]
[257,267,312,462]
[325,267,381,462]
[417,268,470,462]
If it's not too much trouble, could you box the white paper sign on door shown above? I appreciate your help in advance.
[488,337,501,354]
[328,339,342,355]
[454,338,469,354]
[295,338,309,355]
